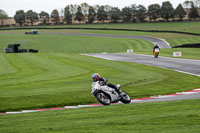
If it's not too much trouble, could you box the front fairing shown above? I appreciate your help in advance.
[91,81,100,96]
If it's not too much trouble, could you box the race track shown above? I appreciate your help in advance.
[42,33,171,48]
[83,53,200,77]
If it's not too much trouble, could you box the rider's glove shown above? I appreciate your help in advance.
[101,77,108,83]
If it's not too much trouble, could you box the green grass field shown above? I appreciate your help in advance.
[0,23,200,132]
[1,29,200,59]
[0,29,200,112]
[0,31,153,53]
[3,21,200,34]
[0,99,200,133]
[1,53,199,112]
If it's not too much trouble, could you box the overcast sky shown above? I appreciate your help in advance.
[1,0,186,17]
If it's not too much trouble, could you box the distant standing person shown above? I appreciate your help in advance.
[153,45,160,58]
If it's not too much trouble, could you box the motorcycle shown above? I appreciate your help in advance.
[91,81,131,105]
[154,48,160,58]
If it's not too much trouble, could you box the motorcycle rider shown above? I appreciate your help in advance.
[153,45,160,58]
[153,45,160,53]
[92,73,121,93]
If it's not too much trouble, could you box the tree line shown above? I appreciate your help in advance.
[1,1,199,26]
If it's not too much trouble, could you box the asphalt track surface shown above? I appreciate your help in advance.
[42,33,171,48]
[83,53,200,77]
[135,92,200,103]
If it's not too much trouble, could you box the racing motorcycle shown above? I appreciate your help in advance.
[154,48,160,58]
[91,81,131,105]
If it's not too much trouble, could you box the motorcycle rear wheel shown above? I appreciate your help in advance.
[95,92,111,105]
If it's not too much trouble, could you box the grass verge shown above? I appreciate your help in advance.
[1,21,200,34]
[0,53,200,112]
[0,99,200,133]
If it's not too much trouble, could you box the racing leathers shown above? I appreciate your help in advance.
[97,77,121,93]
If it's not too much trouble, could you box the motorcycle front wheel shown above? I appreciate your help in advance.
[120,91,131,104]
[95,92,111,105]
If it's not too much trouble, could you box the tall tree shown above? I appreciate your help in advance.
[60,9,64,22]
[26,10,38,25]
[130,4,137,22]
[88,6,96,24]
[192,0,200,7]
[183,1,192,9]
[160,1,175,21]
[97,6,108,23]
[81,3,89,22]
[122,7,132,22]
[110,7,121,23]
[0,9,8,19]
[93,5,100,13]
[188,2,199,20]
[104,5,113,20]
[69,4,79,15]
[69,4,79,23]
[175,4,186,21]
[14,10,25,26]
[60,9,64,16]
[51,9,60,24]
[136,5,147,22]
[39,11,49,25]
[148,4,160,22]
[75,6,84,23]
[64,5,72,24]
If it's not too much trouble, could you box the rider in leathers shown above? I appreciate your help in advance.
[92,73,121,93]
[153,45,160,54]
